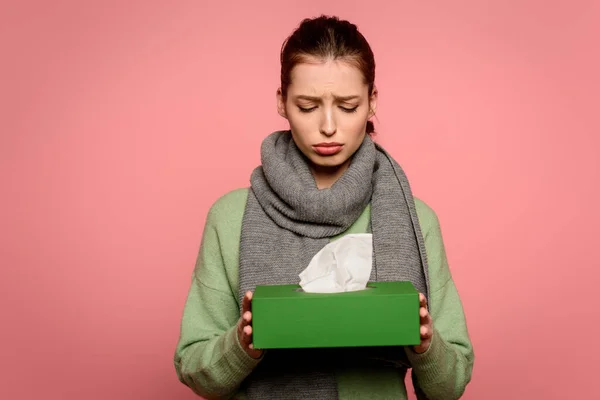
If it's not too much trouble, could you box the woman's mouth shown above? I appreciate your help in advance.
[312,142,344,156]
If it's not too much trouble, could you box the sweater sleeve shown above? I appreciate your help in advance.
[405,205,475,400]
[174,205,262,399]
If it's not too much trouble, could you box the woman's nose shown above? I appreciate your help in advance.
[319,110,336,136]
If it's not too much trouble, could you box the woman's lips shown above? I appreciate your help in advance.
[312,143,344,156]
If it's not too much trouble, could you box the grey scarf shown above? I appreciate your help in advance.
[239,130,430,399]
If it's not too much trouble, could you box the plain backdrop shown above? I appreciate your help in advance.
[1,1,599,399]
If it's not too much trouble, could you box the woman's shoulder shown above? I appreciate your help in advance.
[205,188,250,227]
[209,187,249,211]
[413,197,441,238]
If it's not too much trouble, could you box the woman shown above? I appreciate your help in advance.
[174,15,474,400]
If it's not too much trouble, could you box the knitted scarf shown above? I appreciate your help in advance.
[239,130,430,399]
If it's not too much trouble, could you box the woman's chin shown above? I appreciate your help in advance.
[309,154,351,171]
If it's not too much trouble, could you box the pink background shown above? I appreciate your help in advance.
[2,1,599,399]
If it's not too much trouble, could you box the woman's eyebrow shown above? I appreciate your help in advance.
[334,95,360,101]
[294,94,361,101]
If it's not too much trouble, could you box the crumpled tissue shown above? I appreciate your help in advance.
[298,233,373,293]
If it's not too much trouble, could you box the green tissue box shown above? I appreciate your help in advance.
[252,281,420,349]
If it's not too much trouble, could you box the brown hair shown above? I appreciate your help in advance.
[280,15,377,134]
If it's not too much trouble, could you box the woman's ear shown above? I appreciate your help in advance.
[368,86,378,118]
[276,88,287,119]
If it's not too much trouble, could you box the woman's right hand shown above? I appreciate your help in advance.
[237,291,264,359]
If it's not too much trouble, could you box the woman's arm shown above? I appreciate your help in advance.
[174,206,262,399]
[406,201,475,400]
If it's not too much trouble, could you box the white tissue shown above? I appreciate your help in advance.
[298,233,373,293]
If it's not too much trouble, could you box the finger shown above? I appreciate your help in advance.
[419,307,431,327]
[239,324,250,347]
[248,343,263,359]
[420,325,433,340]
[242,291,253,315]
[237,317,246,341]
[238,311,251,340]
[419,293,427,308]
[243,325,253,345]
[238,309,252,338]
[242,311,252,324]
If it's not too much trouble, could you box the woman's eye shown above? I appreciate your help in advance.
[298,105,358,113]
[340,106,358,113]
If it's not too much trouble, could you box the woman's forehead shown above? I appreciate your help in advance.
[288,60,367,96]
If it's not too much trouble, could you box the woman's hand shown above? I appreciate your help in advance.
[237,291,264,359]
[413,293,433,354]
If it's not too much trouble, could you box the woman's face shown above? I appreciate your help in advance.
[277,58,377,174]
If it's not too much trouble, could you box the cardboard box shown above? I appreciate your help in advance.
[252,281,420,349]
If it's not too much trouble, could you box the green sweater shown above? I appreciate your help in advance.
[174,188,474,399]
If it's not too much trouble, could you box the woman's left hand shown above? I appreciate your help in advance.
[413,292,433,354]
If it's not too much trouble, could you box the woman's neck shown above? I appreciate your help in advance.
[311,159,351,189]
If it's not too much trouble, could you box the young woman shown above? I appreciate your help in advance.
[175,15,474,400]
